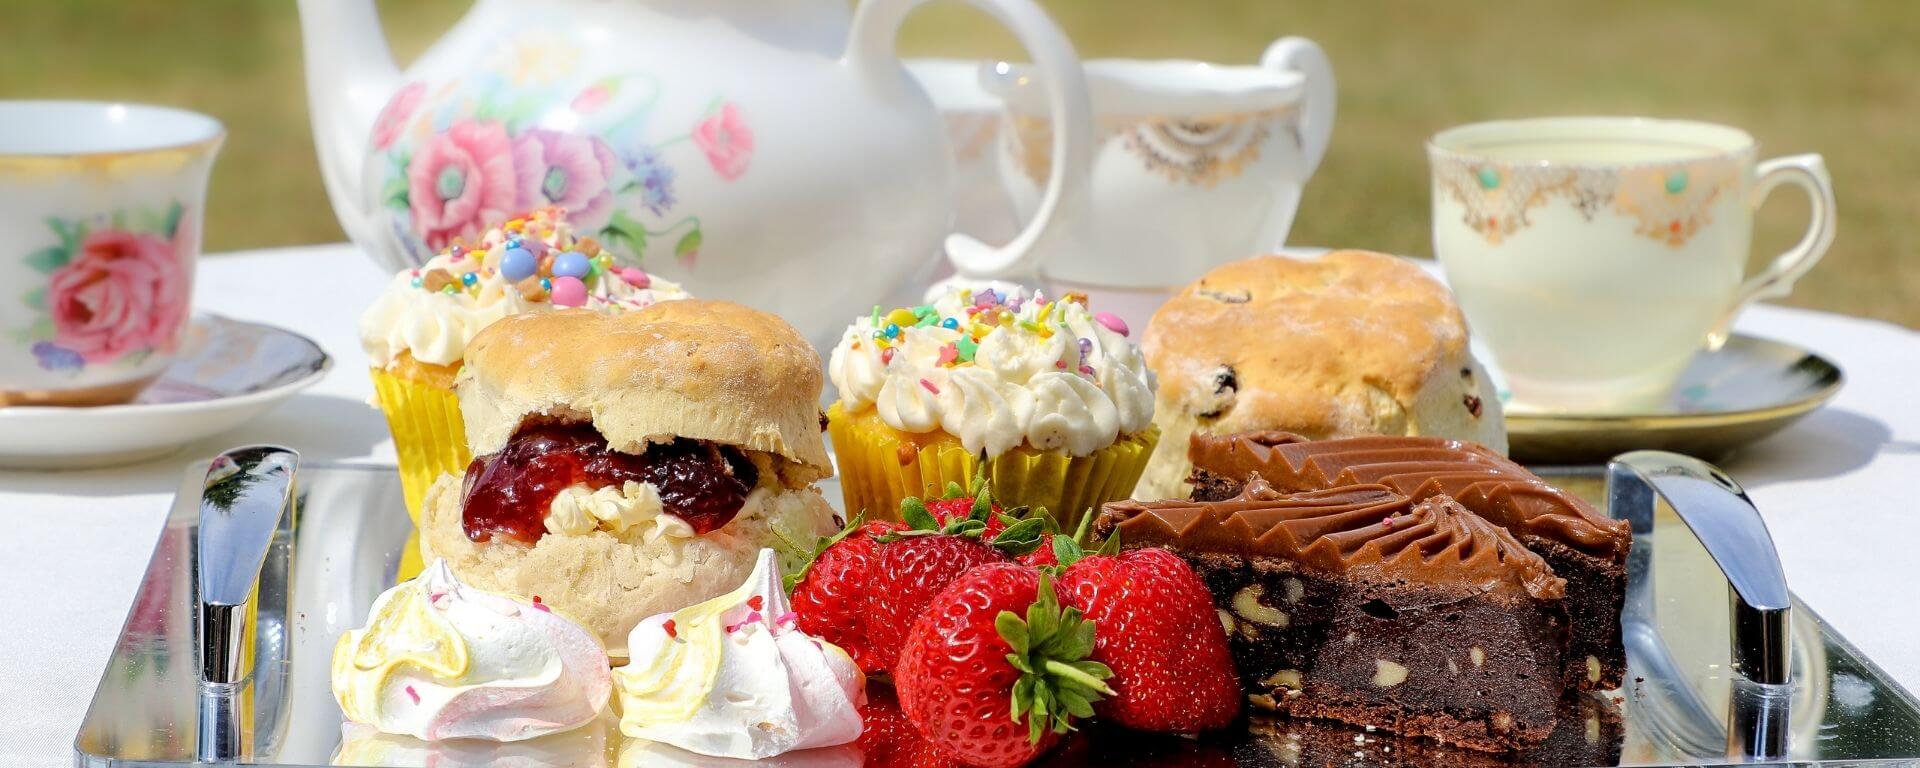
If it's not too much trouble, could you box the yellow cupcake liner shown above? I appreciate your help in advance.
[826,403,1158,531]
[369,368,472,581]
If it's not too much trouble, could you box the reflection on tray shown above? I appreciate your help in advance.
[1240,695,1623,767]
[333,716,612,767]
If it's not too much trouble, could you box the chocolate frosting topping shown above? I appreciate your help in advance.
[1188,431,1630,559]
[1100,477,1565,600]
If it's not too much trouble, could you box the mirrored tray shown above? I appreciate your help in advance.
[75,461,1920,767]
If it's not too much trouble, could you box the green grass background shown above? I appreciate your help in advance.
[5,1,1914,326]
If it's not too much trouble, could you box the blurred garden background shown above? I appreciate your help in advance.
[6,0,1915,325]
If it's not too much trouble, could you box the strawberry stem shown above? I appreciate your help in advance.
[1043,659,1116,694]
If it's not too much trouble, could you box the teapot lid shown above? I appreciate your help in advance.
[985,59,1304,118]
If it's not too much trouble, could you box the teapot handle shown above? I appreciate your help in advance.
[1260,36,1336,184]
[847,0,1091,279]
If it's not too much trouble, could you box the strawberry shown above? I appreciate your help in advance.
[857,686,966,768]
[924,494,1007,539]
[857,491,1048,671]
[1056,545,1242,733]
[789,518,908,673]
[1019,541,1059,567]
[921,480,1027,539]
[894,564,1114,768]
[1020,509,1096,568]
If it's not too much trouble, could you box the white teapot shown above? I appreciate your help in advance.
[296,0,1091,347]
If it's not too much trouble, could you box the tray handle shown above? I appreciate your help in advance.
[195,445,299,762]
[1608,449,1792,760]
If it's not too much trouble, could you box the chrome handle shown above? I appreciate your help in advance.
[195,445,299,762]
[1608,449,1792,761]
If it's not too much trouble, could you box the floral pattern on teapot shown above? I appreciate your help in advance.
[11,204,192,374]
[370,36,754,267]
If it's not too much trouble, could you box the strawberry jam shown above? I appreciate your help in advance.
[460,422,758,544]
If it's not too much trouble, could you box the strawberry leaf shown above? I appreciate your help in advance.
[996,611,1030,654]
[1096,528,1123,557]
[943,481,965,498]
[1051,535,1085,568]
[782,511,865,591]
[969,486,994,522]
[991,516,1047,557]
[900,497,938,531]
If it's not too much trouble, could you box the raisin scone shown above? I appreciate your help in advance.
[1134,250,1504,501]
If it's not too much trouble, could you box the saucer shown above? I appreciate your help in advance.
[1505,333,1842,464]
[0,314,330,469]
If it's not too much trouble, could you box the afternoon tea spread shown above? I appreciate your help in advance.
[24,2,1919,768]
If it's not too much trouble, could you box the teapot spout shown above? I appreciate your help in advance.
[296,0,402,254]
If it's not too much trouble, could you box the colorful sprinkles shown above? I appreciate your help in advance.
[400,206,668,309]
[853,288,1117,384]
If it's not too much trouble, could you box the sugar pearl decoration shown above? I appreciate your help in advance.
[500,247,538,281]
[619,267,651,288]
[551,251,591,279]
[549,275,588,307]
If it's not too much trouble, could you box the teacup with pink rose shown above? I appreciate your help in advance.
[0,102,222,406]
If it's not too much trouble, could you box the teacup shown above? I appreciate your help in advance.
[1429,117,1835,412]
[0,102,223,406]
[971,37,1336,328]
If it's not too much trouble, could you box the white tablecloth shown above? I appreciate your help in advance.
[5,244,1916,765]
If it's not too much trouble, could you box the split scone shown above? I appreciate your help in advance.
[420,301,839,657]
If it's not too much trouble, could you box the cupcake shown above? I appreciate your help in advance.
[826,284,1156,528]
[359,207,687,577]
[418,302,839,657]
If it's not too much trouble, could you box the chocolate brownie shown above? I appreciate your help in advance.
[1098,480,1570,752]
[1187,431,1630,691]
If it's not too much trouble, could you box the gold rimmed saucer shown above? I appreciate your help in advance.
[1505,334,1843,464]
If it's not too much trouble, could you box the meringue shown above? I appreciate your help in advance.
[331,560,611,742]
[614,549,864,759]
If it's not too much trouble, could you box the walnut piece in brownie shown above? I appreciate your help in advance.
[1098,479,1570,752]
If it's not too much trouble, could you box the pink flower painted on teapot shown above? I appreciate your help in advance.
[511,129,619,232]
[407,120,520,250]
[371,82,426,151]
[692,103,753,181]
[47,228,188,364]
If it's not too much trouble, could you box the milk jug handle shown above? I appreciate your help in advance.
[1260,36,1336,251]
[847,0,1092,278]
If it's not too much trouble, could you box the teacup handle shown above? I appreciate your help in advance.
[1708,153,1836,349]
[847,0,1091,279]
[1259,37,1336,180]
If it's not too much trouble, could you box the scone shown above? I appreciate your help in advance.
[419,301,838,657]
[361,207,688,579]
[1135,251,1503,501]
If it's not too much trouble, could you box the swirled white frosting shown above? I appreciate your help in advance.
[331,560,611,742]
[828,283,1153,457]
[360,208,689,369]
[544,481,696,541]
[614,549,864,759]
